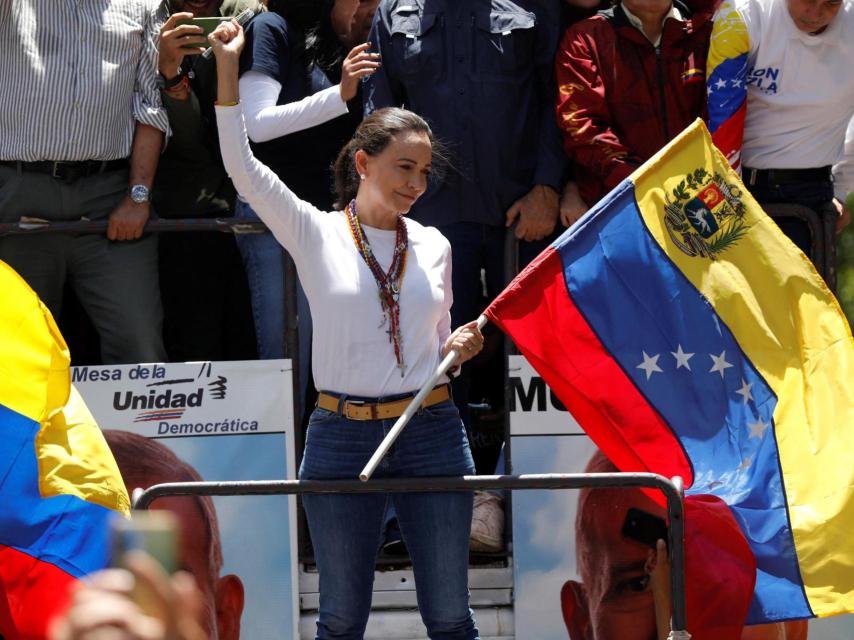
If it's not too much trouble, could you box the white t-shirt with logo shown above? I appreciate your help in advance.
[708,0,854,198]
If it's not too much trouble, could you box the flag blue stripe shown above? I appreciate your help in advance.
[554,181,811,622]
[708,53,748,132]
[0,403,114,578]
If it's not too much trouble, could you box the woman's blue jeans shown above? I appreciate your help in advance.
[299,398,480,640]
[234,198,312,419]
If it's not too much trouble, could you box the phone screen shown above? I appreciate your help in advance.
[176,16,230,49]
[621,507,668,550]
[111,511,178,574]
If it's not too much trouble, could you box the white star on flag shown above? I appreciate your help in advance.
[709,351,733,378]
[738,456,753,472]
[748,417,768,440]
[671,344,694,370]
[732,78,743,88]
[715,78,728,90]
[637,351,663,380]
[736,379,754,404]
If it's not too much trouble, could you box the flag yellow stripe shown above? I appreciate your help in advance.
[1,261,129,514]
[37,385,130,515]
[0,261,70,424]
[631,121,854,617]
[708,0,749,76]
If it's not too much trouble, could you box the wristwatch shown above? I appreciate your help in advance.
[129,184,151,204]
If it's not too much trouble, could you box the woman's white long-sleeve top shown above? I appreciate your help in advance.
[216,105,453,397]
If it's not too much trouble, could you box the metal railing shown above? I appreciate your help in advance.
[134,471,691,637]
[0,217,267,236]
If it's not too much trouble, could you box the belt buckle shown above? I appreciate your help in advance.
[747,168,758,186]
[50,161,79,182]
[50,161,67,180]
[344,399,367,420]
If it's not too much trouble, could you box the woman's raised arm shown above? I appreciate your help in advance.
[208,20,323,262]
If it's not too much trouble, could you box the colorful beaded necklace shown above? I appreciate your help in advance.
[345,199,409,375]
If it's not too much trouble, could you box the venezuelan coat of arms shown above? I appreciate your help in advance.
[663,168,749,259]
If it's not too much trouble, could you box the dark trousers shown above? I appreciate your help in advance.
[435,221,558,427]
[158,231,257,362]
[747,174,835,258]
[0,164,166,364]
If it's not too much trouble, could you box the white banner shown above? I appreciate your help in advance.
[508,355,582,436]
[73,359,293,438]
[75,359,299,640]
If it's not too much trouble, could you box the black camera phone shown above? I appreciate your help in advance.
[621,507,668,550]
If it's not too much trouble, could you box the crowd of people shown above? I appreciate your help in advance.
[2,0,853,638]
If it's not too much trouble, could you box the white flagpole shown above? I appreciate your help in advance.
[359,315,488,481]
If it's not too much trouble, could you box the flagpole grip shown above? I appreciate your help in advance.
[359,315,488,482]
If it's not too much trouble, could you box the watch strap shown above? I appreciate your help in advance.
[159,72,185,90]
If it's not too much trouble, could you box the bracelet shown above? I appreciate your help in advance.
[215,100,239,107]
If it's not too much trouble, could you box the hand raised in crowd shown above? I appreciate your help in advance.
[208,19,245,61]
[833,197,852,234]
[505,184,560,242]
[159,13,207,80]
[442,320,485,366]
[339,43,381,102]
[559,180,589,228]
[49,551,207,640]
[208,21,244,107]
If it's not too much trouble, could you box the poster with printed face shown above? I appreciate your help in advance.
[509,356,854,640]
[75,360,298,640]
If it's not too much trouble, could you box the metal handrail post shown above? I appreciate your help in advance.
[667,475,688,635]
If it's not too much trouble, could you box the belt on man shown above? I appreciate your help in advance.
[316,384,450,421]
[744,166,832,187]
[0,158,129,182]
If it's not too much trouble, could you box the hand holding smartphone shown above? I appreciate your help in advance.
[176,16,231,50]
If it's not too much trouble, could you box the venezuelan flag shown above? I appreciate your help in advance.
[0,262,129,638]
[707,0,750,167]
[486,120,854,630]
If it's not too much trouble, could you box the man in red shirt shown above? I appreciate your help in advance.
[555,0,713,217]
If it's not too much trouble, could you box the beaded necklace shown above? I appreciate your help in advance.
[345,199,409,375]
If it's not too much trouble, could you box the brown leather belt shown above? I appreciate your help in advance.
[316,384,450,421]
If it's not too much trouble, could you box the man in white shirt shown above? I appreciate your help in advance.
[707,0,853,278]
[0,1,169,363]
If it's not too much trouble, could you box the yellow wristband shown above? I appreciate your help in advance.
[215,100,239,107]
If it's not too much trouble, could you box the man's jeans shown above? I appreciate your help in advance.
[299,398,480,640]
[234,198,312,418]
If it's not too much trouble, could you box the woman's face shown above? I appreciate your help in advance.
[330,0,360,40]
[357,131,433,216]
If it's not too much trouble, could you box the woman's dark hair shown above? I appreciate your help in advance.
[266,0,345,73]
[332,108,447,210]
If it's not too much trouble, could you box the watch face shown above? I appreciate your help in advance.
[130,184,150,204]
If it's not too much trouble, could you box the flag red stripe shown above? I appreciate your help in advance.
[486,247,693,490]
[0,545,76,639]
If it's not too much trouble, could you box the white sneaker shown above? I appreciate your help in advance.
[469,491,504,552]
